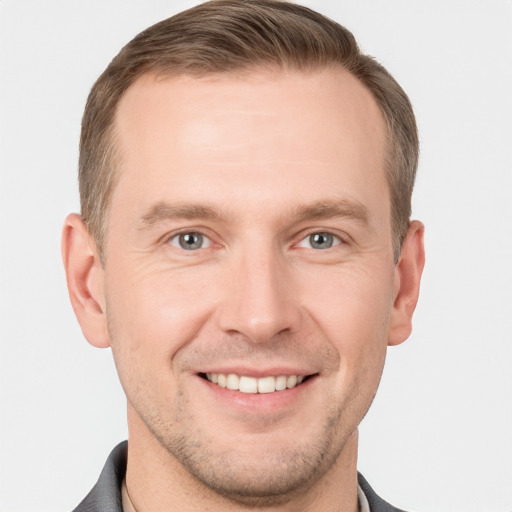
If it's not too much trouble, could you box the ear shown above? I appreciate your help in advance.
[388,220,425,346]
[61,213,110,348]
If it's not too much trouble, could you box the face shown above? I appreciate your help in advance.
[103,68,397,501]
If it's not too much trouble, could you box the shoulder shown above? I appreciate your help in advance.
[72,441,127,512]
[358,472,409,512]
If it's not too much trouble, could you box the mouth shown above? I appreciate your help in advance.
[199,372,313,394]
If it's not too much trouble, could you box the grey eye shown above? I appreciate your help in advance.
[310,233,334,249]
[170,232,210,250]
[298,232,340,250]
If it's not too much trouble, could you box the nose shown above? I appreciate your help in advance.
[217,247,302,344]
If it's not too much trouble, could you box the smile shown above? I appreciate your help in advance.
[203,373,308,394]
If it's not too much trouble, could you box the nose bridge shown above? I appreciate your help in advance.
[218,241,301,343]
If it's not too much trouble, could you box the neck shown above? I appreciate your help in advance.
[125,404,360,512]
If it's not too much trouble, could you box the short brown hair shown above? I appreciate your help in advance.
[79,0,418,261]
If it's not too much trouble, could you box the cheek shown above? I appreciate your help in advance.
[104,265,215,413]
[300,262,394,338]
[105,260,220,364]
[299,262,393,387]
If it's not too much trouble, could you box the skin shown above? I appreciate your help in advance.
[62,67,424,511]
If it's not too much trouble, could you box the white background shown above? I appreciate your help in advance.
[1,1,511,511]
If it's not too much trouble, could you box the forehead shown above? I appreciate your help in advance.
[115,67,386,157]
[111,67,388,223]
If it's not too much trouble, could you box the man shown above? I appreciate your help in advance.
[62,0,424,510]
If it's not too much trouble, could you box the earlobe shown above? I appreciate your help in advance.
[388,220,425,346]
[61,213,110,348]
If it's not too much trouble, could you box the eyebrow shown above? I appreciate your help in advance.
[294,199,370,225]
[138,198,370,228]
[139,202,225,228]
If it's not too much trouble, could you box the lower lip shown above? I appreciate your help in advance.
[197,375,316,413]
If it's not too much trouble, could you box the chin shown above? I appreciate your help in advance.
[171,443,339,505]
[148,410,351,506]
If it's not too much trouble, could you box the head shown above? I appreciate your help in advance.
[63,1,424,508]
[79,0,418,264]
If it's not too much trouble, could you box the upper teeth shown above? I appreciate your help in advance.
[205,373,305,394]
